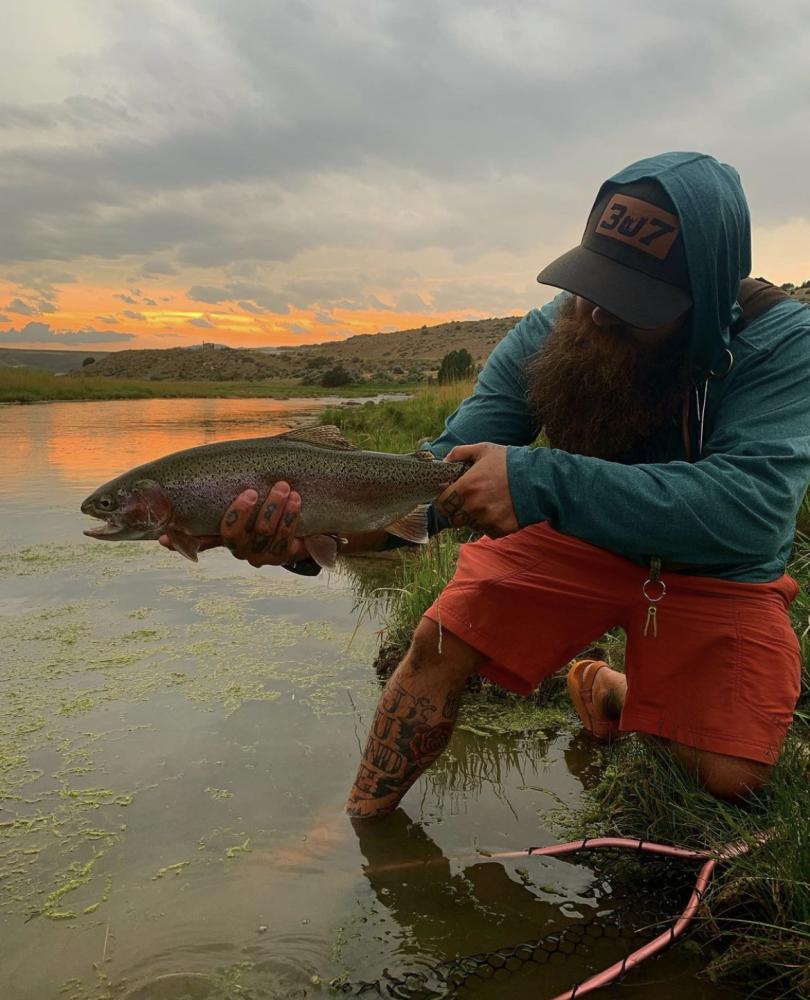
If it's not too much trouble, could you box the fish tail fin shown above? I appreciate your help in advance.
[385,504,430,544]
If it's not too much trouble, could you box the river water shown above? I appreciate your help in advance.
[0,398,739,999]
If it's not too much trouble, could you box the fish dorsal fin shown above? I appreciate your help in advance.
[277,424,357,450]
[386,504,430,544]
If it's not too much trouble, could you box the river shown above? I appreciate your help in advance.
[0,398,739,999]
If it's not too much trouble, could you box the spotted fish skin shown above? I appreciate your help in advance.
[81,426,466,563]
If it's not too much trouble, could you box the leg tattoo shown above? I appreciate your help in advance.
[347,679,461,818]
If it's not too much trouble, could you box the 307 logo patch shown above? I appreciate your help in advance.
[596,195,680,260]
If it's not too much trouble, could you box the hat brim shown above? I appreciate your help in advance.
[536,246,692,329]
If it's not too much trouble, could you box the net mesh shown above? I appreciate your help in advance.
[344,916,651,998]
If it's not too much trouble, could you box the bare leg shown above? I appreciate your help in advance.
[590,665,773,800]
[347,618,483,819]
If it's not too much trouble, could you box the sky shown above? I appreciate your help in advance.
[1,0,809,352]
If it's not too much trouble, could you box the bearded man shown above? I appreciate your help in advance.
[174,152,810,818]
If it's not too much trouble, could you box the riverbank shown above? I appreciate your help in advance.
[333,383,810,999]
[0,367,417,404]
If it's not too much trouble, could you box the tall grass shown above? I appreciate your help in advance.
[0,367,418,403]
[319,380,474,452]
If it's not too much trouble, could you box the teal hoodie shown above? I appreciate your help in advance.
[430,152,810,582]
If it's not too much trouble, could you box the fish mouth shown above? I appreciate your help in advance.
[83,520,129,539]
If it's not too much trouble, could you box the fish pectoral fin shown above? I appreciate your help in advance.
[166,527,201,563]
[277,424,358,450]
[303,534,339,569]
[385,504,430,544]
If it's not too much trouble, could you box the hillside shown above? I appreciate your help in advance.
[73,315,521,383]
[0,348,111,373]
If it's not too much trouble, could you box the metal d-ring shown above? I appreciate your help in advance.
[642,578,667,603]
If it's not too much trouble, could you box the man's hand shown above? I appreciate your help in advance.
[159,481,308,567]
[436,443,519,538]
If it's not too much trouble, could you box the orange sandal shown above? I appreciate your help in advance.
[566,659,621,740]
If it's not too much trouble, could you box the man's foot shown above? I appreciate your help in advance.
[566,659,625,740]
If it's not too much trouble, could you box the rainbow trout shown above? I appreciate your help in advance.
[81,425,466,567]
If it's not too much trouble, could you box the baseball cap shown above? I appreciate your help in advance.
[536,178,692,329]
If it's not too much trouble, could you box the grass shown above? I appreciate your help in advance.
[318,379,474,452]
[335,380,810,999]
[0,367,418,404]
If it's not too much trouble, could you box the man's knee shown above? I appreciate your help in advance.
[404,617,483,680]
[667,740,772,800]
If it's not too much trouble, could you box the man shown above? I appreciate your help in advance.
[172,152,810,818]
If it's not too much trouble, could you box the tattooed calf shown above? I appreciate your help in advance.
[347,679,462,816]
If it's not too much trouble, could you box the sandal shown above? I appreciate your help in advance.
[566,659,621,740]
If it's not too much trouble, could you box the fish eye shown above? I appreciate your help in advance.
[96,494,117,512]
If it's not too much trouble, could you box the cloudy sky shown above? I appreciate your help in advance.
[1,0,809,350]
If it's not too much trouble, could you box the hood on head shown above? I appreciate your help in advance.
[601,151,751,378]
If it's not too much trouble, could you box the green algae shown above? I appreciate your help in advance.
[1,542,151,577]
[224,836,251,858]
[0,537,370,927]
[205,787,234,799]
[152,861,191,879]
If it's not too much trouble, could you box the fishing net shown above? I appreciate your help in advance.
[344,915,651,998]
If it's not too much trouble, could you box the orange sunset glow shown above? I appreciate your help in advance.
[0,275,516,351]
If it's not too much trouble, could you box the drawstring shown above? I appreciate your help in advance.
[695,378,710,457]
[693,347,734,458]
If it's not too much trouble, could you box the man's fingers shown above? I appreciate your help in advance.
[253,482,292,548]
[260,490,301,564]
[437,487,466,518]
[445,443,485,464]
[220,489,260,548]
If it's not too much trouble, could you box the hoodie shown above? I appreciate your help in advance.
[429,153,810,582]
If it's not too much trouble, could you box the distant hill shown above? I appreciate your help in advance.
[0,348,110,373]
[72,315,522,383]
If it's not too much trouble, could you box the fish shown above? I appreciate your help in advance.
[80,424,467,568]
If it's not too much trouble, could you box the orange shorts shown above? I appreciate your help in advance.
[424,523,802,764]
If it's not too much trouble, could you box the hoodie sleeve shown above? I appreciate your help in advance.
[429,298,562,459]
[506,304,810,571]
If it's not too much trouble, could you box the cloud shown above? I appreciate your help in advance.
[0,314,9,323]
[187,285,228,304]
[187,282,290,314]
[315,311,340,325]
[143,297,157,306]
[1,0,809,306]
[237,300,264,314]
[96,314,117,323]
[140,258,179,276]
[393,292,430,313]
[0,321,135,344]
[114,293,138,304]
[188,316,215,328]
[7,298,36,316]
[123,309,146,320]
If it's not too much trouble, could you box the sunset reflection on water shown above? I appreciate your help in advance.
[4,397,334,492]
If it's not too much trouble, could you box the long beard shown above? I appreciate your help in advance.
[525,297,690,464]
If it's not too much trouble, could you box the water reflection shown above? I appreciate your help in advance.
[2,397,341,498]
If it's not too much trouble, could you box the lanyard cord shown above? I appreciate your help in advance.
[693,347,734,458]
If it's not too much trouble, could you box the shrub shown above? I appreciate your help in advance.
[320,365,353,387]
[438,348,475,384]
